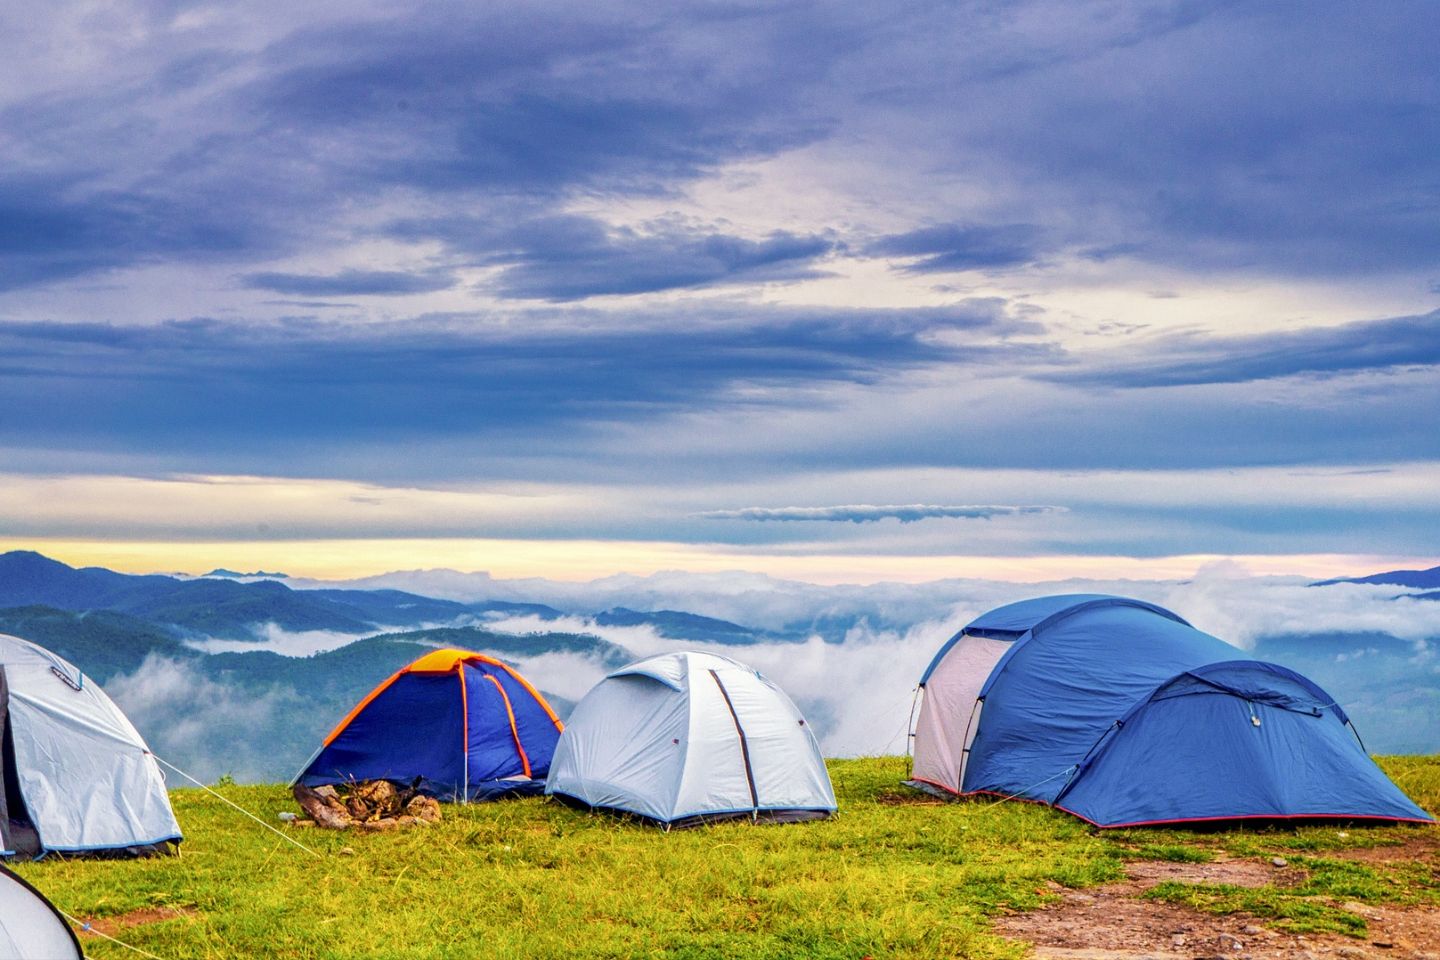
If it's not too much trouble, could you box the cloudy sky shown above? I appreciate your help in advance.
[3,0,1438,580]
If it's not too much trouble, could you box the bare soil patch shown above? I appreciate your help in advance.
[995,848,1440,960]
[874,790,947,806]
[77,905,199,938]
[1324,831,1439,867]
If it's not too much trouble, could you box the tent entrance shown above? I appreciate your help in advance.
[910,633,1010,794]
[1,669,40,859]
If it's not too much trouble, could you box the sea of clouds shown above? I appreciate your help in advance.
[103,565,1440,781]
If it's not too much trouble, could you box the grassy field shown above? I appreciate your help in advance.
[13,756,1438,960]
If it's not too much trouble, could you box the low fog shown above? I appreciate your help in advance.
[101,568,1440,782]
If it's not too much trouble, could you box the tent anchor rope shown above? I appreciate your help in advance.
[150,753,323,859]
[981,766,1077,810]
[57,909,166,960]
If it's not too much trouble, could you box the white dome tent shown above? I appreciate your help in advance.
[1,633,181,859]
[546,652,836,827]
[0,863,83,959]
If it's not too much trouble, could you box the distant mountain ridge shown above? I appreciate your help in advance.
[205,568,289,579]
[593,606,764,643]
[1312,564,1440,589]
[0,550,490,639]
[0,551,786,642]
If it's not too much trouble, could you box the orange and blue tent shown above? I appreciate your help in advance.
[293,649,563,800]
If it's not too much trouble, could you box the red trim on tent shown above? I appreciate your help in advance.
[906,777,1435,828]
[907,775,961,796]
[907,777,1053,811]
[1055,804,1437,829]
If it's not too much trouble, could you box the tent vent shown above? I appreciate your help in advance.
[48,667,81,692]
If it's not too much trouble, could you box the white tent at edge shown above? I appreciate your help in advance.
[0,864,83,959]
[546,651,836,827]
[1,633,181,859]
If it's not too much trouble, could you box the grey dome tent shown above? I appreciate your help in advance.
[2,633,181,858]
[0,863,83,958]
[546,652,836,827]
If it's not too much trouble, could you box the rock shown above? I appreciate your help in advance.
[277,811,297,822]
[294,784,352,830]
[1270,856,1288,867]
[358,818,399,832]
[1242,925,1264,935]
[1336,947,1366,958]
[404,794,442,823]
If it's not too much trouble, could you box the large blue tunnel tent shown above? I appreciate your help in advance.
[909,595,1434,828]
[294,649,563,800]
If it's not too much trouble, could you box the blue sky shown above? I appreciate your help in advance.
[2,0,1438,579]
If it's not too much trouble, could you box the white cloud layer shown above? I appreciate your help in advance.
[94,567,1440,783]
[697,504,1063,523]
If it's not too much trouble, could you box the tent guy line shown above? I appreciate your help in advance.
[58,910,167,960]
[150,754,323,859]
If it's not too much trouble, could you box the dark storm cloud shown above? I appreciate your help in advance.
[0,299,1030,459]
[866,224,1046,273]
[241,269,459,296]
[0,174,251,291]
[248,8,834,194]
[3,2,1439,290]
[388,214,836,300]
[1049,311,1440,388]
[929,2,1440,274]
[0,4,842,288]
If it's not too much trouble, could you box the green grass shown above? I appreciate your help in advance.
[12,756,1437,959]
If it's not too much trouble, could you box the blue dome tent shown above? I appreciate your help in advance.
[908,595,1434,827]
[294,649,563,801]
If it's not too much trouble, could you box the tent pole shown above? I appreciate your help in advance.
[904,685,922,778]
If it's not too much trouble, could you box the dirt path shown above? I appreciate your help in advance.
[995,834,1440,960]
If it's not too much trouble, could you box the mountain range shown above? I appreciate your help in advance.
[0,550,1436,779]
[1312,565,1440,590]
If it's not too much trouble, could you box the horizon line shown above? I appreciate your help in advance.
[2,538,1431,586]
